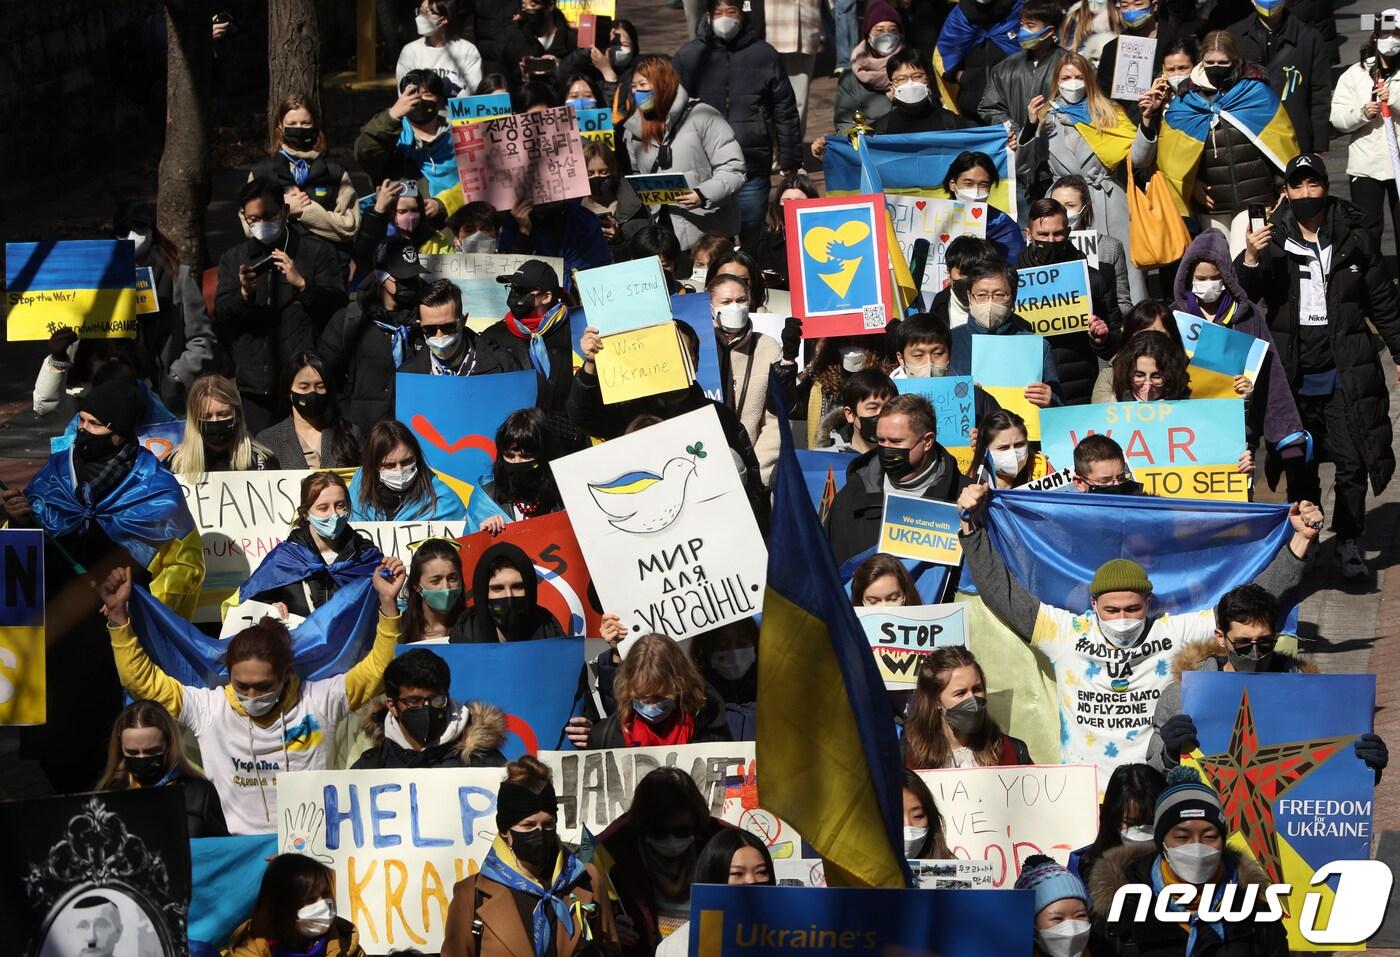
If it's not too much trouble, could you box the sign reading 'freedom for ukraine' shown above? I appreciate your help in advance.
[879,494,962,566]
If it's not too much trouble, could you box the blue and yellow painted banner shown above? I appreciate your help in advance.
[396,370,537,490]
[824,126,1017,219]
[1040,399,1248,501]
[1174,310,1269,399]
[6,239,137,340]
[971,335,1044,440]
[895,375,975,470]
[880,493,962,566]
[1017,261,1092,336]
[448,92,512,126]
[691,883,1034,957]
[0,530,45,725]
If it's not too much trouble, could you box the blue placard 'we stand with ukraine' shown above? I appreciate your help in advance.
[880,494,962,566]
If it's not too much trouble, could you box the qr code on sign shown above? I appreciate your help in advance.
[863,304,887,329]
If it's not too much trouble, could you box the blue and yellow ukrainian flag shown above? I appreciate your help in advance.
[932,4,1022,116]
[856,134,920,314]
[0,530,45,725]
[825,126,1016,215]
[1160,81,1298,215]
[758,377,912,889]
[5,239,137,341]
[1053,100,1139,170]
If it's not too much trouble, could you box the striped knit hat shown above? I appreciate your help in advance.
[1014,854,1088,915]
[1153,766,1225,847]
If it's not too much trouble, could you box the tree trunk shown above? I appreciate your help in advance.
[157,0,213,271]
[268,0,322,142]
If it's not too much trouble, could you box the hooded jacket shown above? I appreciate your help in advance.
[673,18,802,179]
[1229,10,1331,154]
[451,541,567,643]
[1236,198,1400,494]
[824,444,967,565]
[352,698,509,769]
[1171,230,1303,449]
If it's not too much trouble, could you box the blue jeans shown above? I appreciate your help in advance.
[834,0,860,69]
[738,175,772,239]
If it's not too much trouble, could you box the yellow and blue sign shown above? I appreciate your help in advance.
[1174,311,1270,399]
[1017,261,1092,337]
[626,173,693,206]
[448,92,512,126]
[134,265,159,315]
[1040,399,1248,501]
[971,335,1044,440]
[895,375,975,470]
[880,493,962,566]
[0,531,45,725]
[575,107,614,148]
[396,370,537,490]
[691,884,1033,957]
[6,239,137,341]
[785,194,893,338]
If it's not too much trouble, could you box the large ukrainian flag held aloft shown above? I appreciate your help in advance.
[758,373,912,889]
[6,239,138,341]
[825,126,1017,219]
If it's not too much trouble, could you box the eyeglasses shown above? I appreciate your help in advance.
[968,290,1012,304]
[395,694,448,710]
[1131,371,1166,384]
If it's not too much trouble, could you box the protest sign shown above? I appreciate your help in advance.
[576,256,671,335]
[452,107,588,210]
[794,449,855,523]
[558,0,614,26]
[596,322,695,403]
[6,239,137,340]
[551,407,767,640]
[1111,35,1157,100]
[397,370,537,490]
[1069,230,1100,269]
[912,859,996,889]
[1173,310,1269,398]
[855,603,968,688]
[0,530,44,725]
[972,335,1043,439]
[885,195,986,304]
[134,265,159,315]
[447,92,511,125]
[671,292,725,402]
[880,493,962,566]
[626,172,695,206]
[785,194,896,338]
[917,764,1099,886]
[1017,261,1092,336]
[178,469,309,587]
[458,510,601,637]
[895,375,975,470]
[418,639,581,757]
[1022,465,1075,491]
[189,834,276,955]
[1040,399,1248,500]
[1183,673,1376,952]
[0,788,190,955]
[689,883,1034,957]
[277,768,503,954]
[575,107,614,148]
[420,252,565,331]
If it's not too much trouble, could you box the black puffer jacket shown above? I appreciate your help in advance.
[824,445,967,565]
[316,293,426,435]
[1230,11,1331,154]
[1192,71,1281,214]
[1237,199,1400,494]
[672,18,802,179]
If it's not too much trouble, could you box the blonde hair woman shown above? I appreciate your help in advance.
[167,374,278,480]
[586,633,733,748]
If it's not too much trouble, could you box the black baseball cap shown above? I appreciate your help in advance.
[1284,153,1328,187]
[496,259,560,291]
[380,237,426,280]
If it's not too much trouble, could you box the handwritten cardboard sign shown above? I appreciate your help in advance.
[1111,35,1157,101]
[576,256,671,335]
[626,173,694,206]
[575,107,614,148]
[6,240,137,340]
[447,93,512,126]
[420,252,564,332]
[452,107,589,211]
[595,322,694,403]
[1173,310,1269,399]
[885,196,986,307]
[895,375,976,471]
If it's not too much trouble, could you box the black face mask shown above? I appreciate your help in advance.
[291,390,330,421]
[520,8,548,34]
[399,703,451,746]
[489,595,528,634]
[511,827,560,872]
[392,280,423,311]
[857,414,880,443]
[1086,480,1145,496]
[1290,195,1326,222]
[1227,643,1275,673]
[407,100,440,125]
[498,459,544,490]
[282,125,318,151]
[507,287,540,319]
[125,752,168,787]
[877,444,914,476]
[1203,65,1233,88]
[74,429,121,464]
[1022,239,1079,266]
[199,418,238,447]
[590,175,617,205]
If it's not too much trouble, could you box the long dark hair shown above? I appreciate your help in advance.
[968,408,1033,484]
[358,420,437,517]
[902,768,952,859]
[491,408,561,508]
[287,352,360,466]
[765,171,819,236]
[693,829,776,885]
[850,553,919,605]
[1111,330,1190,402]
[402,538,466,640]
[234,854,335,945]
[1083,763,1166,859]
[942,151,1000,194]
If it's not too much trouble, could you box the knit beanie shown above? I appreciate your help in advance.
[495,779,558,832]
[862,0,901,36]
[1153,766,1226,847]
[1089,558,1153,597]
[1014,854,1088,915]
[78,379,145,441]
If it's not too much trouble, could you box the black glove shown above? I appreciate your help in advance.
[47,326,79,362]
[781,316,802,362]
[1160,713,1199,763]
[1355,733,1388,782]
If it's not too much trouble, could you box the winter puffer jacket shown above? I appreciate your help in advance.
[1191,72,1281,213]
[1230,11,1331,154]
[1331,58,1400,183]
[352,699,509,769]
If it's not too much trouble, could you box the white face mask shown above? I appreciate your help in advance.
[427,331,462,357]
[1120,825,1155,846]
[1058,79,1087,103]
[459,231,496,253]
[1380,36,1400,57]
[955,186,991,204]
[1165,842,1223,883]
[380,463,419,491]
[870,32,901,55]
[902,825,929,857]
[1098,615,1146,648]
[1036,919,1091,957]
[840,347,867,372]
[715,302,750,330]
[711,647,756,680]
[894,81,930,104]
[970,301,1011,330]
[250,219,284,246]
[1064,208,1083,228]
[948,291,970,326]
[415,12,439,35]
[296,897,336,937]
[1167,73,1188,91]
[126,230,153,259]
[1192,279,1224,303]
[237,688,282,717]
[711,15,741,39]
[988,445,1028,477]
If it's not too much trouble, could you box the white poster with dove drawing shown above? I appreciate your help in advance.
[551,407,767,641]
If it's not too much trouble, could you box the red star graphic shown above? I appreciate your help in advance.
[1196,689,1354,888]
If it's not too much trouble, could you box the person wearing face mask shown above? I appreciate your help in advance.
[249,95,361,262]
[443,757,617,957]
[166,375,279,480]
[1332,16,1400,256]
[900,769,953,859]
[215,178,347,434]
[684,234,737,292]
[902,646,1032,768]
[351,649,508,768]
[355,71,457,206]
[351,179,455,276]
[500,0,585,89]
[1147,585,1389,781]
[1090,766,1290,957]
[688,618,759,740]
[708,273,790,486]
[1239,153,1400,579]
[874,48,972,133]
[1094,0,1188,123]
[350,419,503,526]
[818,368,898,453]
[1089,301,1182,400]
[395,0,483,97]
[97,700,228,838]
[449,200,500,254]
[931,0,1021,120]
[795,336,893,447]
[586,634,732,748]
[825,394,971,565]
[1070,434,1145,494]
[454,542,567,643]
[832,2,905,132]
[941,152,1026,263]
[946,259,1062,408]
[654,830,776,957]
[969,409,1053,488]
[673,0,802,237]
[1065,763,1164,886]
[1227,0,1330,155]
[230,854,366,956]
[587,20,641,123]
[480,408,565,524]
[1159,38,1197,99]
[1049,176,1137,311]
[957,480,1322,778]
[1015,856,1102,957]
[477,260,579,416]
[99,557,406,833]
[256,352,363,470]
[402,279,489,379]
[977,0,1069,141]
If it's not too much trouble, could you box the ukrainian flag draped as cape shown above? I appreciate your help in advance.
[1051,99,1139,170]
[220,533,383,620]
[1160,77,1298,215]
[932,3,1022,115]
[757,373,912,889]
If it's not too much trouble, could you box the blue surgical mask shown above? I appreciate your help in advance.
[633,89,655,113]
[307,512,347,541]
[567,96,598,112]
[1017,24,1052,48]
[632,698,678,723]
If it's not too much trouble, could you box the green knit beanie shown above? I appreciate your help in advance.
[1090,559,1153,597]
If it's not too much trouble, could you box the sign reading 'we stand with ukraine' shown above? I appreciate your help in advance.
[879,494,962,566]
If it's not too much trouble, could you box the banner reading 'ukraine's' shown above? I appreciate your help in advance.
[6,239,137,340]
[0,530,44,725]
